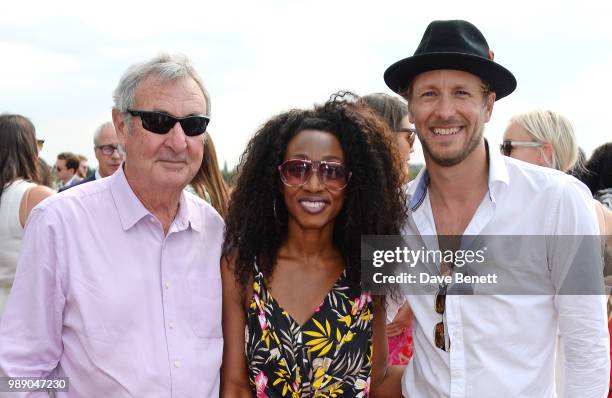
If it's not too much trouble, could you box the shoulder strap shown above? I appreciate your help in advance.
[252,259,267,295]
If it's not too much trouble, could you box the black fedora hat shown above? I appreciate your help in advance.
[384,20,516,101]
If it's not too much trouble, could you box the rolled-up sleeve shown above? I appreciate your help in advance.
[0,206,66,397]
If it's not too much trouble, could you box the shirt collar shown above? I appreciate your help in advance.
[63,174,80,187]
[408,139,510,211]
[110,166,201,232]
[176,192,202,232]
[94,169,102,180]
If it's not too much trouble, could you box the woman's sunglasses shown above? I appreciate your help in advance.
[499,140,543,156]
[127,109,210,137]
[278,159,352,191]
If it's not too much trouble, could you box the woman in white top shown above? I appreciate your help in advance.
[0,114,54,318]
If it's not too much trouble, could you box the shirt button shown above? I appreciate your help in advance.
[169,322,175,329]
[164,282,170,289]
[174,360,181,368]
[149,216,155,223]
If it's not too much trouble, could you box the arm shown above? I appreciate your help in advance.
[370,296,406,398]
[551,180,610,397]
[219,256,252,398]
[18,184,54,227]
[0,206,65,398]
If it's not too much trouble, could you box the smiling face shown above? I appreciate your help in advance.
[408,69,495,167]
[113,76,206,194]
[281,129,347,232]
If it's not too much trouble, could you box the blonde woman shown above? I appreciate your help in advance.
[503,110,612,395]
[502,110,611,237]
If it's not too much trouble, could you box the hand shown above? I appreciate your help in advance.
[385,303,412,337]
[386,321,405,337]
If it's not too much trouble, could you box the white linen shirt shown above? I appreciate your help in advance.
[401,149,609,398]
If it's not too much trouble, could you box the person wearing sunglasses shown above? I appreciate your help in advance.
[220,96,407,397]
[59,122,125,192]
[503,111,612,394]
[358,93,416,367]
[384,20,608,397]
[0,54,225,397]
[358,93,416,184]
[501,110,577,171]
[54,151,81,188]
[502,110,611,245]
[0,114,55,320]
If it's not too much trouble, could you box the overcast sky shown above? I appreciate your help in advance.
[2,0,611,170]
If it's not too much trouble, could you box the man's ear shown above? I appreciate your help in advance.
[408,103,415,124]
[112,108,127,147]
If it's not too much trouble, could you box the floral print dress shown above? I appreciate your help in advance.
[246,262,373,397]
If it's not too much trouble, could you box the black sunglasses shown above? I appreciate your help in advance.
[127,109,210,137]
[434,284,449,351]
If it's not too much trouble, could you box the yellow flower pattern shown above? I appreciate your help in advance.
[246,262,373,397]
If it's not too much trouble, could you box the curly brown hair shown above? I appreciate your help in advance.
[223,95,407,289]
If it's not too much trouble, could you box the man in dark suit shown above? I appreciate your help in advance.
[60,122,123,191]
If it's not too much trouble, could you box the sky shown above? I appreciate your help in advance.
[2,0,611,170]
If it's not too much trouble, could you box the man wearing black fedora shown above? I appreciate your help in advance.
[384,20,609,397]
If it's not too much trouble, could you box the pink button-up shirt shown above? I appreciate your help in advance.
[0,167,224,397]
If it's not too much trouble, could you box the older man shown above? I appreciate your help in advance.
[92,122,123,179]
[0,54,223,397]
[60,122,124,191]
[383,20,609,397]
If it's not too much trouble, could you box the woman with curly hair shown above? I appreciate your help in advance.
[220,96,407,397]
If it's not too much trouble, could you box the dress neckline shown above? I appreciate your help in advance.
[264,269,346,329]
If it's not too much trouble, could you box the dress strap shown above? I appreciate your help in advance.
[252,259,266,293]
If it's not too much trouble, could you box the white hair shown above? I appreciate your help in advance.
[112,53,211,117]
[93,121,115,145]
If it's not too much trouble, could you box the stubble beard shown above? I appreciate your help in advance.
[419,124,485,167]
